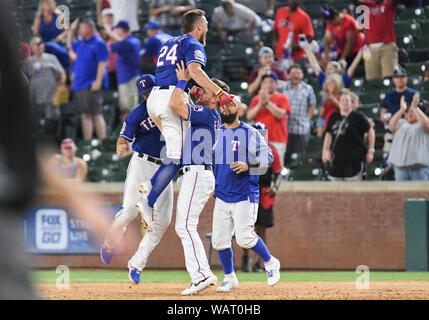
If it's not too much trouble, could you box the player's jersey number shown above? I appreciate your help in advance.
[157,44,178,67]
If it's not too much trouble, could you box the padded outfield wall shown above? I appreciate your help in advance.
[30,182,429,271]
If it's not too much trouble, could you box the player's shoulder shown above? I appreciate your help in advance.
[183,34,203,48]
[128,101,148,118]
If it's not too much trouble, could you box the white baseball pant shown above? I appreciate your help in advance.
[211,198,259,250]
[175,166,215,283]
[147,86,190,160]
[105,152,173,270]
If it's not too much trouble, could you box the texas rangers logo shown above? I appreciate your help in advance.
[140,79,146,87]
[194,49,205,62]
[231,140,240,152]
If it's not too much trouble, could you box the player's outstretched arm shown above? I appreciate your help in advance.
[170,61,191,119]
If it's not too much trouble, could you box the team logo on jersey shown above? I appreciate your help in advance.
[193,105,203,112]
[194,49,205,62]
[231,140,240,152]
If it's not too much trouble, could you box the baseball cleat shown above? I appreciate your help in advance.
[138,181,152,198]
[265,257,281,286]
[181,274,217,296]
[128,262,141,285]
[136,199,157,232]
[100,243,113,264]
[216,277,238,293]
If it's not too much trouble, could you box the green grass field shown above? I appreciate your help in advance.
[31,269,429,284]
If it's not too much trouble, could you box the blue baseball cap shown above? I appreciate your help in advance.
[261,71,279,81]
[136,74,155,96]
[258,46,274,58]
[142,20,161,32]
[113,20,130,31]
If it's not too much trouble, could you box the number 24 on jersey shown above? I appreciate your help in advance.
[157,44,178,66]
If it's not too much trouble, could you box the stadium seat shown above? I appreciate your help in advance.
[362,78,392,92]
[408,75,423,89]
[286,152,303,169]
[349,78,364,93]
[102,90,118,104]
[359,103,380,117]
[395,20,421,38]
[396,7,425,21]
[359,91,386,104]
[288,166,324,181]
[420,20,429,34]
[404,62,426,76]
[412,37,429,50]
[365,163,385,181]
[408,48,429,62]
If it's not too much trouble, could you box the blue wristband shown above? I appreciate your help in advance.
[176,80,187,91]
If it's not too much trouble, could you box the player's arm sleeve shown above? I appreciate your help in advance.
[185,42,207,67]
[187,104,211,126]
[119,108,139,141]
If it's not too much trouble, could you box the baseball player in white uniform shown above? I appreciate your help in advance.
[136,9,234,233]
[100,74,173,285]
[211,101,281,292]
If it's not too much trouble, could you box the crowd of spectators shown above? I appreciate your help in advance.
[17,0,429,184]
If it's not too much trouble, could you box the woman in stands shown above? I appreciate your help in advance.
[318,73,344,137]
[49,138,88,182]
[322,89,375,181]
[33,0,67,43]
[388,94,429,181]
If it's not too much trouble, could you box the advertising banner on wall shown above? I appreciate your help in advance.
[24,205,121,254]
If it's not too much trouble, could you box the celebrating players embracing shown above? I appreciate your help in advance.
[136,9,235,234]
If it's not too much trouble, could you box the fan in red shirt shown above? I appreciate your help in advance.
[247,71,291,167]
[355,0,398,80]
[273,0,314,65]
[322,7,364,67]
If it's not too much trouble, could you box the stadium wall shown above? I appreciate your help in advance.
[31,182,429,271]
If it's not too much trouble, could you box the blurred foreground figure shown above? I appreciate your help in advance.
[0,3,112,299]
[0,1,39,299]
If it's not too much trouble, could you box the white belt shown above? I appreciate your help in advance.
[369,42,385,49]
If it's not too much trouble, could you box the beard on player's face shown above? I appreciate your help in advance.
[220,111,238,124]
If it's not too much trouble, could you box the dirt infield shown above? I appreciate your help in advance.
[35,281,429,300]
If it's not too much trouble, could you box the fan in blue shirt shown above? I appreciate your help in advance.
[109,20,142,85]
[381,67,423,121]
[141,21,172,65]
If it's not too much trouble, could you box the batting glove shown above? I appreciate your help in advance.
[190,86,204,99]
[215,88,233,106]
